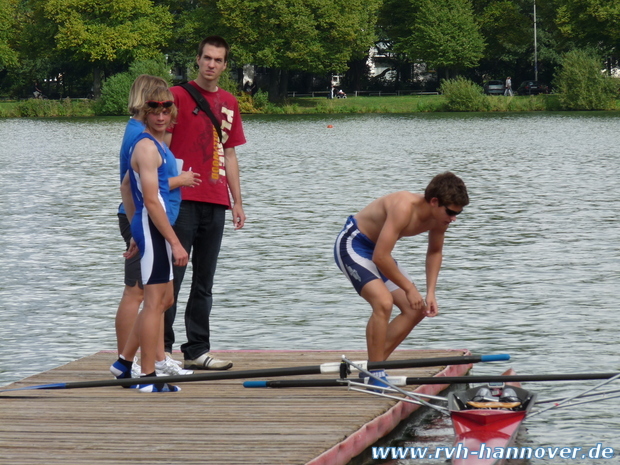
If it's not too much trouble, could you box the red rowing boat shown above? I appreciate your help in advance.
[447,370,537,465]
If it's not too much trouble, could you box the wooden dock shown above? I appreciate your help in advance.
[0,349,472,464]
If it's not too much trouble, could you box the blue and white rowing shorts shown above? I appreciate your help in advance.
[134,214,173,286]
[334,215,412,295]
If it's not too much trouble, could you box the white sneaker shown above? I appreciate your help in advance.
[165,352,182,367]
[155,356,194,376]
[131,356,141,378]
[184,352,233,370]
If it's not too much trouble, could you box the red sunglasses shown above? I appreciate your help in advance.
[146,100,174,109]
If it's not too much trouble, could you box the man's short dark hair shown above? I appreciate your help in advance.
[424,172,469,207]
[197,36,230,62]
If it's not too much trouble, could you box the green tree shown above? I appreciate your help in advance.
[97,56,171,115]
[202,0,381,101]
[405,0,485,79]
[468,0,564,86]
[0,0,19,71]
[556,0,620,51]
[156,0,208,78]
[375,0,420,89]
[554,48,617,110]
[474,1,531,76]
[41,0,173,97]
[0,0,61,97]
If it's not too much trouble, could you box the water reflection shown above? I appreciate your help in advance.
[0,113,618,461]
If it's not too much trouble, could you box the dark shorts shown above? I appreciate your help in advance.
[334,216,412,295]
[133,211,174,286]
[118,213,142,289]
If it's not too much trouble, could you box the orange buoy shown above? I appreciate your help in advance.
[327,124,333,128]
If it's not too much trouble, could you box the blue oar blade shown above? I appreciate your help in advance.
[480,354,510,362]
[0,382,68,393]
[244,381,268,388]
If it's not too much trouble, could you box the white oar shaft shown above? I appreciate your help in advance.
[349,385,448,409]
[343,356,446,414]
[347,380,448,403]
[349,385,423,405]
[536,392,620,410]
[537,388,620,404]
[530,372,620,417]
[319,360,367,373]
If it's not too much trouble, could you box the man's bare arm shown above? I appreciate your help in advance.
[120,171,135,221]
[169,171,201,190]
[224,147,245,230]
[424,228,445,316]
[120,171,138,259]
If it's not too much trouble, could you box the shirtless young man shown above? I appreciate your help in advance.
[334,172,469,380]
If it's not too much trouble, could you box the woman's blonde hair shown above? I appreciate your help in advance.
[127,75,168,116]
[138,86,178,127]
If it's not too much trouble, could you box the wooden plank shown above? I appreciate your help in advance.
[0,349,471,465]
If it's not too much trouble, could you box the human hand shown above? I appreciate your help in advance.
[232,203,246,230]
[180,170,201,187]
[123,238,139,259]
[406,287,426,313]
[171,242,188,267]
[424,296,439,317]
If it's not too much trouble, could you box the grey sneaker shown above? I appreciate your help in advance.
[155,356,194,376]
[184,352,233,370]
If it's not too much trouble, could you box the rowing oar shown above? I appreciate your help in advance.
[529,372,620,417]
[243,372,620,388]
[0,353,509,394]
[343,357,448,413]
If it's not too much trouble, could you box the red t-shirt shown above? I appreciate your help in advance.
[169,82,246,207]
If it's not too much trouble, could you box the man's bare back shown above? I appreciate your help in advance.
[354,191,449,243]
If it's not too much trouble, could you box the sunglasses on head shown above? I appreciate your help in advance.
[444,206,462,217]
[146,100,174,109]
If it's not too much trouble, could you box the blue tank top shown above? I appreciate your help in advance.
[118,118,146,215]
[128,133,180,225]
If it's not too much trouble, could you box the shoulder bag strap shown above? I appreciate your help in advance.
[179,82,223,143]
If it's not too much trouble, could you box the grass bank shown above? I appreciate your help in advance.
[240,93,573,114]
[0,98,95,117]
[1,93,616,117]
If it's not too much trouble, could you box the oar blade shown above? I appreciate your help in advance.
[244,381,269,388]
[0,383,68,393]
[480,354,510,362]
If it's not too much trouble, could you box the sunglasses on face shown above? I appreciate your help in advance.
[444,206,463,217]
[146,100,174,109]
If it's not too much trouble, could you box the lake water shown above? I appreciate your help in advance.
[1,112,618,464]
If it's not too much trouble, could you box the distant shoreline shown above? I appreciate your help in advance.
[1,94,618,117]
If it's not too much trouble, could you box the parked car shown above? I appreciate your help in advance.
[516,81,549,95]
[483,80,505,95]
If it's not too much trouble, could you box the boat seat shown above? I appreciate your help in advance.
[466,401,522,409]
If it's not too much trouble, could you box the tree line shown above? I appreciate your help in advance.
[1,0,618,102]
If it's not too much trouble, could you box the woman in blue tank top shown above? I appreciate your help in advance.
[114,76,202,384]
[111,86,191,393]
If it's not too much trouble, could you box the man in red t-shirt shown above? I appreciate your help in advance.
[164,36,246,370]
